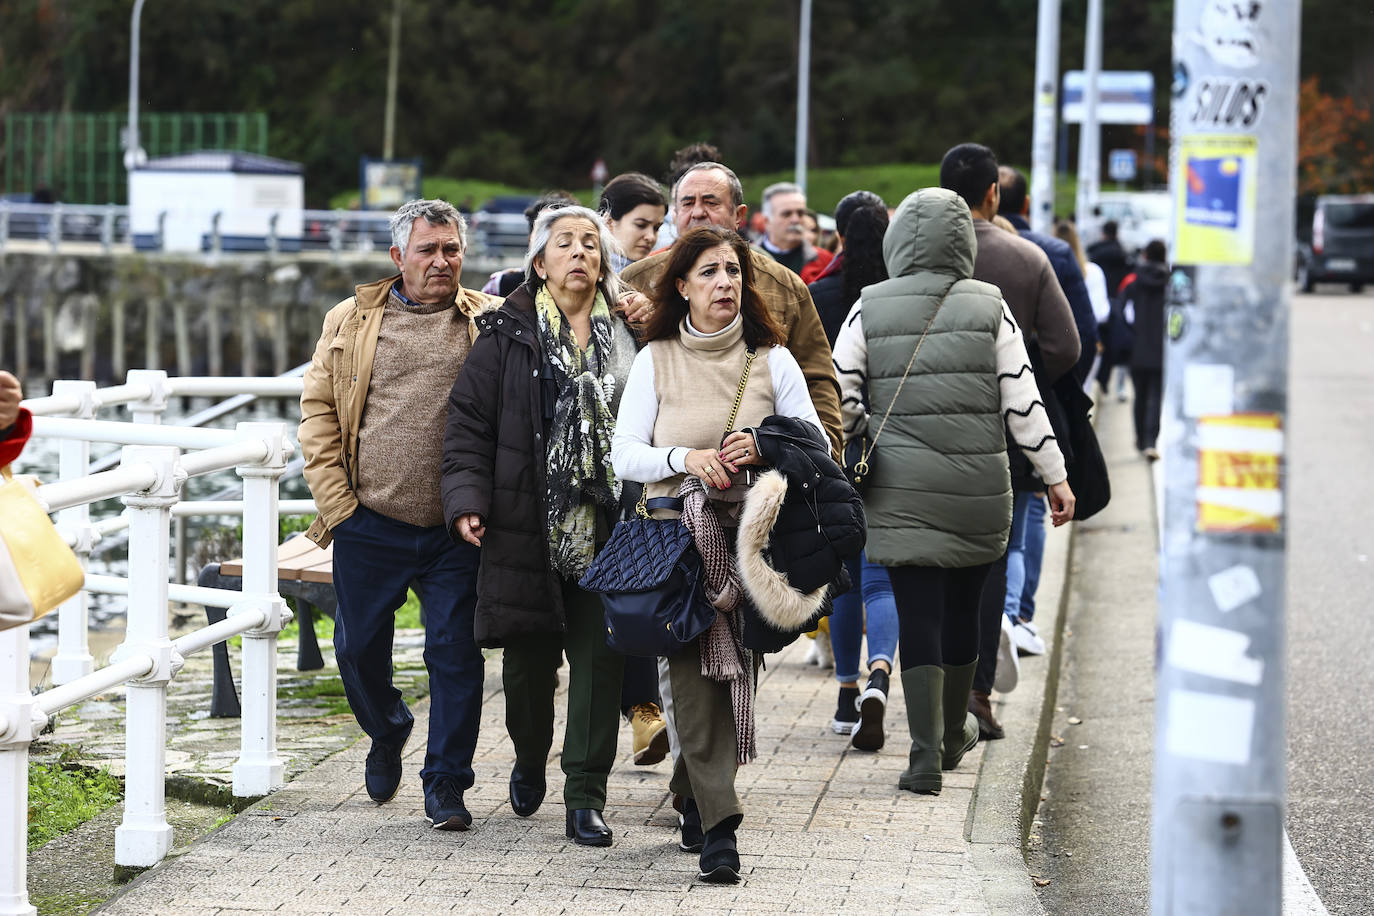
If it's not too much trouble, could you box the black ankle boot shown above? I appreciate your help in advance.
[697,813,743,883]
[509,762,546,817]
[565,808,613,847]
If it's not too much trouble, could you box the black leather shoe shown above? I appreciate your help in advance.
[364,732,409,804]
[679,797,705,853]
[698,813,743,883]
[565,808,613,847]
[509,762,546,818]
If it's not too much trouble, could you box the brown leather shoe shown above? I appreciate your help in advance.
[969,690,1005,740]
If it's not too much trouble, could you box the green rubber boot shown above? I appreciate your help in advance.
[897,666,945,795]
[941,658,980,771]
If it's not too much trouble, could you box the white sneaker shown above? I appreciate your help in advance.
[1010,619,1047,656]
[994,614,1020,693]
[1015,618,1038,637]
[815,634,834,669]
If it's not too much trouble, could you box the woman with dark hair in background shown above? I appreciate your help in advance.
[601,173,667,272]
[806,195,901,750]
[598,171,673,766]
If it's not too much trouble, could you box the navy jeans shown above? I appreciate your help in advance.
[331,504,484,793]
[1018,494,1047,621]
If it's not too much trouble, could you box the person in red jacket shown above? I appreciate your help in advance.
[0,371,29,466]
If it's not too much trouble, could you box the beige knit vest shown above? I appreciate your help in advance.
[646,319,776,516]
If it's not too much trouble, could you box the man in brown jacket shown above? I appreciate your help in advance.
[620,162,843,457]
[299,198,491,831]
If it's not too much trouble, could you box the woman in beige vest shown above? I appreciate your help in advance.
[611,225,824,883]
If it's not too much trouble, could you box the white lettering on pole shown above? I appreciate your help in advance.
[1193,0,1263,68]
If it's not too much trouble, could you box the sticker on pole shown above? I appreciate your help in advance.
[1174,134,1257,265]
[1196,413,1283,534]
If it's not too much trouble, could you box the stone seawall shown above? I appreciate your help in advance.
[0,251,502,387]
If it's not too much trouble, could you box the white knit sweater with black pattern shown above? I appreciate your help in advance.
[831,295,1067,486]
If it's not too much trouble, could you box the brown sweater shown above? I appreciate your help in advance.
[353,288,472,527]
[971,220,1080,382]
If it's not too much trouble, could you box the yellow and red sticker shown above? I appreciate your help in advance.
[1196,413,1283,533]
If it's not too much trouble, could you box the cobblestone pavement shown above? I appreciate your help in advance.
[96,635,1011,915]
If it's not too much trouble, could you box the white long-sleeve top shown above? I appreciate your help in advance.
[1083,260,1112,324]
[831,295,1067,486]
[611,341,824,484]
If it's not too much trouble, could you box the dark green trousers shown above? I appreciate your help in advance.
[667,637,743,832]
[501,582,625,811]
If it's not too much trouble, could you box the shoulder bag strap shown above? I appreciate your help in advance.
[636,346,757,519]
[857,292,949,468]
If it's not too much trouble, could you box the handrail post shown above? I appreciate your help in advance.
[155,210,167,251]
[50,380,97,685]
[231,422,291,797]
[0,627,40,916]
[209,210,222,258]
[266,212,279,256]
[0,203,9,252]
[47,203,61,252]
[125,368,169,426]
[111,445,184,868]
[100,204,115,253]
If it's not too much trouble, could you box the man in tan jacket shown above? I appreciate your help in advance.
[620,162,842,457]
[299,198,490,831]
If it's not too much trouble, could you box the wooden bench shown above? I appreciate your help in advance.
[197,535,337,718]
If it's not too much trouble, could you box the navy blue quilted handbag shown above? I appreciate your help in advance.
[579,498,716,657]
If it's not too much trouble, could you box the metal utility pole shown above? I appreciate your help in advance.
[794,0,812,193]
[1151,0,1299,911]
[125,0,148,172]
[1075,0,1102,235]
[383,0,402,160]
[1029,0,1062,233]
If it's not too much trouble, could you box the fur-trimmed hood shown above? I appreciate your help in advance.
[734,416,866,632]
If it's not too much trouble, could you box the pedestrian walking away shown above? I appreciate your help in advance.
[611,225,847,884]
[1121,239,1171,460]
[443,206,638,847]
[809,193,900,749]
[298,198,492,831]
[831,187,1076,798]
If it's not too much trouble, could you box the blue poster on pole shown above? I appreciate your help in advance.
[1184,155,1242,228]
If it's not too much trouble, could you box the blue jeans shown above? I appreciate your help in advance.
[1018,493,1047,621]
[331,504,484,793]
[829,552,898,684]
[1002,491,1036,622]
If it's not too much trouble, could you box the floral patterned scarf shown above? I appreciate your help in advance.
[536,283,622,579]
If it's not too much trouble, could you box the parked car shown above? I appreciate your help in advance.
[1095,191,1172,256]
[469,195,536,257]
[1296,194,1374,293]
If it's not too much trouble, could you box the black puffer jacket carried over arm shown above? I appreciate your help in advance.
[747,415,866,595]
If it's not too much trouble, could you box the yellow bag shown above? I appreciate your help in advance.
[0,464,85,631]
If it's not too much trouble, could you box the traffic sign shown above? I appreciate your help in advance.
[1109,149,1138,182]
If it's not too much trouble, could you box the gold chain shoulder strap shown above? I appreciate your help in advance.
[636,345,757,519]
[856,293,949,472]
[723,347,757,442]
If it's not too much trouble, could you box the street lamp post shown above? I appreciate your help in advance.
[126,0,148,173]
[1029,0,1062,233]
[794,0,812,193]
[1075,0,1102,236]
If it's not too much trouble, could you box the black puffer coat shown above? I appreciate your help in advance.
[747,415,866,595]
[442,284,565,647]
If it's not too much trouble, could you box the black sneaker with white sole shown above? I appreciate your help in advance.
[850,669,889,751]
[829,685,860,734]
[424,777,472,831]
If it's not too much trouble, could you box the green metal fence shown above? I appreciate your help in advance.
[0,112,269,205]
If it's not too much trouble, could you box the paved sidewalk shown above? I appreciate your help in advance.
[92,524,1076,914]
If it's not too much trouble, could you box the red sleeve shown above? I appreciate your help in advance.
[800,249,834,285]
[0,408,32,467]
[1117,271,1137,295]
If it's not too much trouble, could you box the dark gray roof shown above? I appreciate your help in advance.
[141,150,303,175]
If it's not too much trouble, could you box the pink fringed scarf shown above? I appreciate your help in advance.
[678,476,756,764]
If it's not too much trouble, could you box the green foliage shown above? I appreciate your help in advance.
[28,751,122,851]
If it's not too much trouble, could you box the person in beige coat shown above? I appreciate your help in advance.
[299,198,491,832]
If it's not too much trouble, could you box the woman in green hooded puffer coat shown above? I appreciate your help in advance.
[830,187,1076,795]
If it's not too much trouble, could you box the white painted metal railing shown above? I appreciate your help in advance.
[1,371,313,916]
